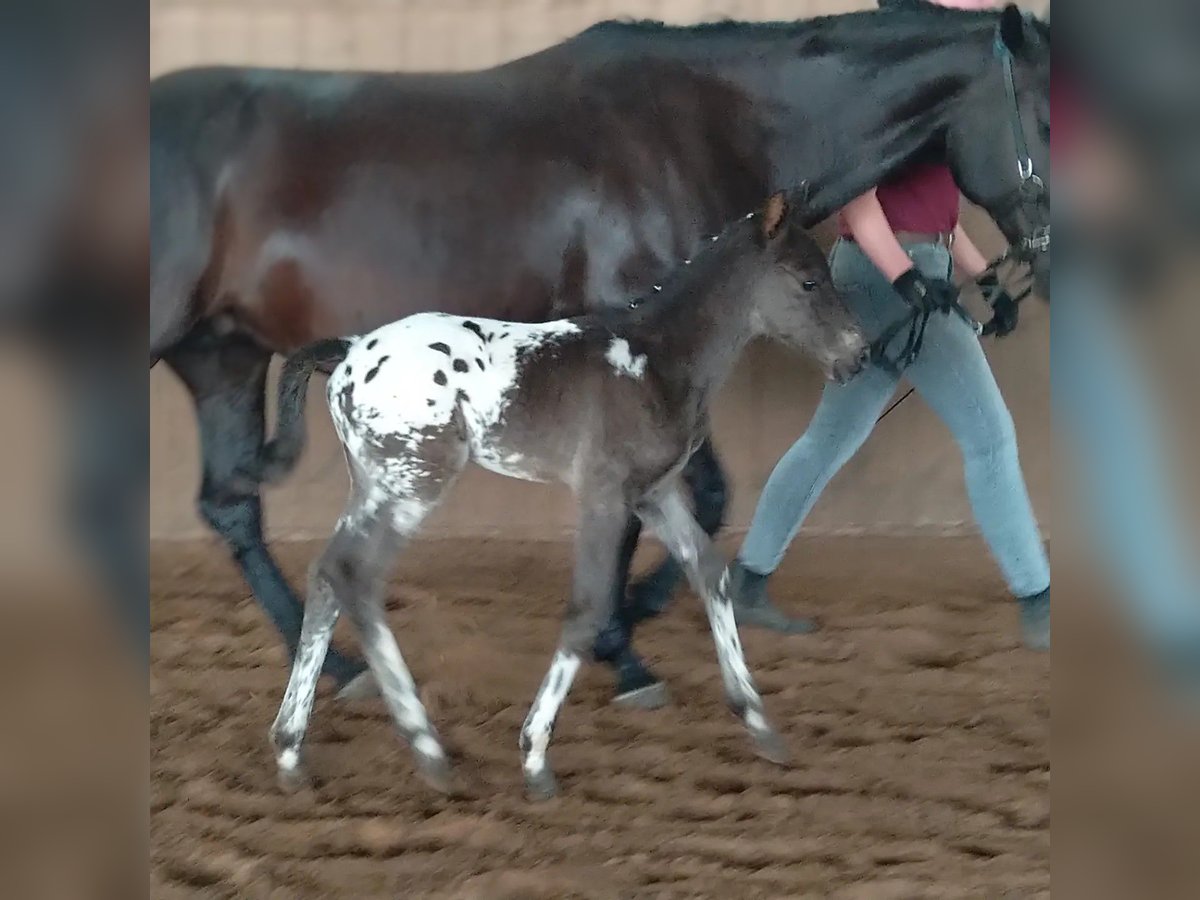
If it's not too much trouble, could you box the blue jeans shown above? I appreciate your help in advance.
[739,238,1051,599]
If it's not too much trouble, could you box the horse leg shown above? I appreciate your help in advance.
[592,516,669,708]
[521,494,628,800]
[637,480,787,766]
[165,329,366,690]
[626,437,727,620]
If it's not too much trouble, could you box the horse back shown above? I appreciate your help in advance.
[151,56,769,355]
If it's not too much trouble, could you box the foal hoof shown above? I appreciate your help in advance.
[276,752,314,794]
[524,768,559,802]
[336,670,379,702]
[415,751,454,795]
[613,681,670,710]
[751,729,791,767]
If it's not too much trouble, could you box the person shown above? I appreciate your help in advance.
[727,55,1051,649]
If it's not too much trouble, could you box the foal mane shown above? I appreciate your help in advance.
[587,209,764,331]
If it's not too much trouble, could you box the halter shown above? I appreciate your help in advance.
[992,25,1050,265]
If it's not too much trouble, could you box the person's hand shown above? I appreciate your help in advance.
[979,272,1020,337]
[891,268,959,315]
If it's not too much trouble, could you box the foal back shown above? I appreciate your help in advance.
[330,311,681,505]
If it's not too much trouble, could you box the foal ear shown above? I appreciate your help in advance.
[761,191,788,241]
[999,4,1029,56]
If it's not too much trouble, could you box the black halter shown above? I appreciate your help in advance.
[995,29,1050,261]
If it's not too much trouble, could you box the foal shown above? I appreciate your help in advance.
[254,190,868,798]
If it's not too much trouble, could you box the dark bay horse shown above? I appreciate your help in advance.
[254,190,864,798]
[149,3,1050,699]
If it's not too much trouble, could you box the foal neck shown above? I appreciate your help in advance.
[627,222,762,407]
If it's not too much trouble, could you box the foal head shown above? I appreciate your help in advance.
[747,191,868,384]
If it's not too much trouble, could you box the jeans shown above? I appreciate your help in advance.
[739,238,1051,599]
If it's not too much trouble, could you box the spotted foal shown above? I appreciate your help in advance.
[252,189,868,798]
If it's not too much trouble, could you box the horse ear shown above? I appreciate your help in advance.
[761,191,788,241]
[999,4,1028,55]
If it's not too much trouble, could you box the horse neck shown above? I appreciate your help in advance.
[600,16,996,219]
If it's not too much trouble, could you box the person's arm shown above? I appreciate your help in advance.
[841,189,916,282]
[951,223,990,280]
[841,188,956,313]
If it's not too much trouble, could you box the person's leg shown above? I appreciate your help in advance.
[900,245,1051,647]
[1053,263,1200,662]
[737,368,899,576]
[733,239,903,630]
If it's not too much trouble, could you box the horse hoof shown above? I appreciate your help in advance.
[336,670,379,701]
[752,729,790,767]
[524,768,559,802]
[415,752,454,795]
[613,681,670,710]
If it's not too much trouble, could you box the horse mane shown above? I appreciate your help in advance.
[583,2,1004,41]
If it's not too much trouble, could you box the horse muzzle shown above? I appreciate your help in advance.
[824,334,871,385]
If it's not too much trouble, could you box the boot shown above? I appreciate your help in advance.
[727,560,817,634]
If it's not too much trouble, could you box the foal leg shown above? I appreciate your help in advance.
[269,553,342,791]
[341,537,452,793]
[165,327,366,690]
[627,437,728,620]
[637,481,787,765]
[592,516,670,709]
[521,498,628,800]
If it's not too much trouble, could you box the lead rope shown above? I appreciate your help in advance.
[870,247,1034,425]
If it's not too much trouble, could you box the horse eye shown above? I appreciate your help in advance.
[802,280,819,292]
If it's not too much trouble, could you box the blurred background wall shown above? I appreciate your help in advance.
[149,0,1051,542]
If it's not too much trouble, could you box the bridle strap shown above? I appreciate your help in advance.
[995,35,1037,189]
[993,24,1050,262]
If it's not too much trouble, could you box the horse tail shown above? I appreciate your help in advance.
[240,338,355,488]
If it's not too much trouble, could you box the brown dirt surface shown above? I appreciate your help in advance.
[151,535,1049,899]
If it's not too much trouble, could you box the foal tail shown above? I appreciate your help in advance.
[239,338,354,488]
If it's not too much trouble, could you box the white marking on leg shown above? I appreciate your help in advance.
[368,620,433,737]
[271,586,339,772]
[709,572,759,708]
[521,651,582,774]
[605,338,648,379]
[278,747,300,772]
[413,733,445,759]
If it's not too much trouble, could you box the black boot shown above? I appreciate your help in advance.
[727,561,816,634]
[1017,587,1050,651]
